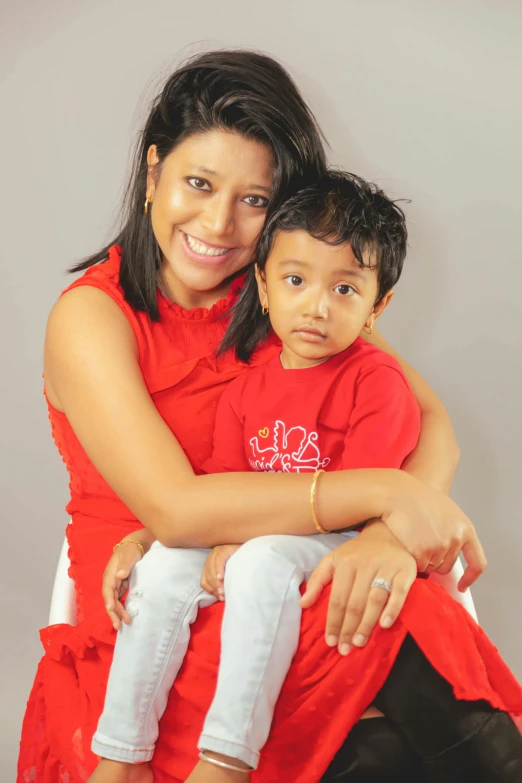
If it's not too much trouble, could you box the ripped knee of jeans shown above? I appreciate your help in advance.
[124,587,144,618]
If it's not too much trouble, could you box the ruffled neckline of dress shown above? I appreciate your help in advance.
[103,244,246,323]
[157,272,246,322]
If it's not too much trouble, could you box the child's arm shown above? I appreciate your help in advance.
[200,377,252,475]
[341,363,420,472]
[336,360,420,533]
[362,328,459,493]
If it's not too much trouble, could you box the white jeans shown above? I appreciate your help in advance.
[92,532,355,769]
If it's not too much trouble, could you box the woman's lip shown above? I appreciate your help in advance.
[183,231,234,250]
[180,231,237,265]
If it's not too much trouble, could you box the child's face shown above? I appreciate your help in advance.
[256,230,392,369]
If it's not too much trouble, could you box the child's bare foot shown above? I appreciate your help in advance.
[87,759,154,783]
[185,753,250,782]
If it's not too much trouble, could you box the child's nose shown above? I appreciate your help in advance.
[304,290,329,319]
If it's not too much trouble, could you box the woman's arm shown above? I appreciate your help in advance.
[45,287,483,585]
[362,328,460,494]
[358,330,486,585]
[45,288,387,545]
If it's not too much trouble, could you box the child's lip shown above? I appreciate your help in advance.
[295,326,327,338]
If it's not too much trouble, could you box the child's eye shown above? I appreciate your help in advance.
[335,284,355,296]
[285,275,304,287]
[242,194,269,208]
[187,177,211,191]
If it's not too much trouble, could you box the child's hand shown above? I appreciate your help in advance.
[201,545,241,600]
[102,539,144,630]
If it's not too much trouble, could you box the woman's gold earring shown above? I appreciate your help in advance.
[363,322,373,335]
[144,195,152,216]
[262,306,269,316]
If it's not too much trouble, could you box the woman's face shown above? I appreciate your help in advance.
[147,129,274,307]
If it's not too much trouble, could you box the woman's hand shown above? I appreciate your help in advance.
[382,471,487,588]
[300,521,417,655]
[200,545,241,600]
[103,539,147,630]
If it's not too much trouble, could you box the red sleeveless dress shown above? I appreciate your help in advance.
[18,246,522,783]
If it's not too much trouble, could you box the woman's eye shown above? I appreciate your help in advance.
[335,284,355,296]
[286,275,303,287]
[242,194,269,208]
[187,177,211,191]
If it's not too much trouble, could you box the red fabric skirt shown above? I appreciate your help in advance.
[18,572,522,783]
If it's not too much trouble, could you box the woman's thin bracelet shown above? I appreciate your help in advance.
[310,469,329,534]
[113,539,145,559]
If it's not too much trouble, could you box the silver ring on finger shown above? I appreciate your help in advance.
[370,577,392,594]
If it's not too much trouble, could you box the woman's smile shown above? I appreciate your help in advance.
[181,230,236,265]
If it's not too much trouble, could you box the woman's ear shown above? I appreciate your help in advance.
[254,265,269,310]
[365,289,394,332]
[146,145,160,197]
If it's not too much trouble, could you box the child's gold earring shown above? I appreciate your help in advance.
[262,306,269,316]
[363,322,373,335]
[144,193,153,216]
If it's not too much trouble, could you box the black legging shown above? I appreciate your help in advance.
[322,634,522,782]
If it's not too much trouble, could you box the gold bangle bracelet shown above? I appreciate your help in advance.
[113,539,145,559]
[310,469,329,534]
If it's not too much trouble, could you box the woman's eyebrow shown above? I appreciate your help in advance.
[249,183,272,193]
[193,167,271,193]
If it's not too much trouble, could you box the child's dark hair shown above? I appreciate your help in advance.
[221,170,408,362]
[70,49,327,319]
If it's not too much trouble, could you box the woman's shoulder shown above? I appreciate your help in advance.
[60,245,129,311]
[49,245,148,359]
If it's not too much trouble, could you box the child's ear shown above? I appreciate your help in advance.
[364,290,394,333]
[254,265,269,310]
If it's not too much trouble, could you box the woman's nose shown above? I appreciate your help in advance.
[200,196,235,237]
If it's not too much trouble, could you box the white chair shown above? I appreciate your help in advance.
[48,529,478,626]
[49,527,78,626]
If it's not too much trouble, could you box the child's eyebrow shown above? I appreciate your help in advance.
[278,258,368,282]
[278,258,309,268]
[332,268,368,281]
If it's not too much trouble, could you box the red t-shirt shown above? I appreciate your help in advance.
[202,337,420,476]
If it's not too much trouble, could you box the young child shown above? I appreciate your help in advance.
[90,171,420,781]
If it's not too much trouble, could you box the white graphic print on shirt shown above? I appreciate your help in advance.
[249,420,331,473]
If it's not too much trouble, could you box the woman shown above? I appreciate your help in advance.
[18,50,520,783]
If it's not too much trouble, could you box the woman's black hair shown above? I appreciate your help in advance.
[71,49,327,319]
[221,170,408,362]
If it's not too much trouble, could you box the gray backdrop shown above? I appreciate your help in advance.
[1,0,521,778]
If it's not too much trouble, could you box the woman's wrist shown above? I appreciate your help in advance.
[371,469,415,525]
[120,527,156,555]
[319,468,403,533]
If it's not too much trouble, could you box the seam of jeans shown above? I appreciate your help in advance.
[92,737,151,753]
[241,562,300,745]
[139,584,207,747]
[199,732,259,768]
[200,732,251,747]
